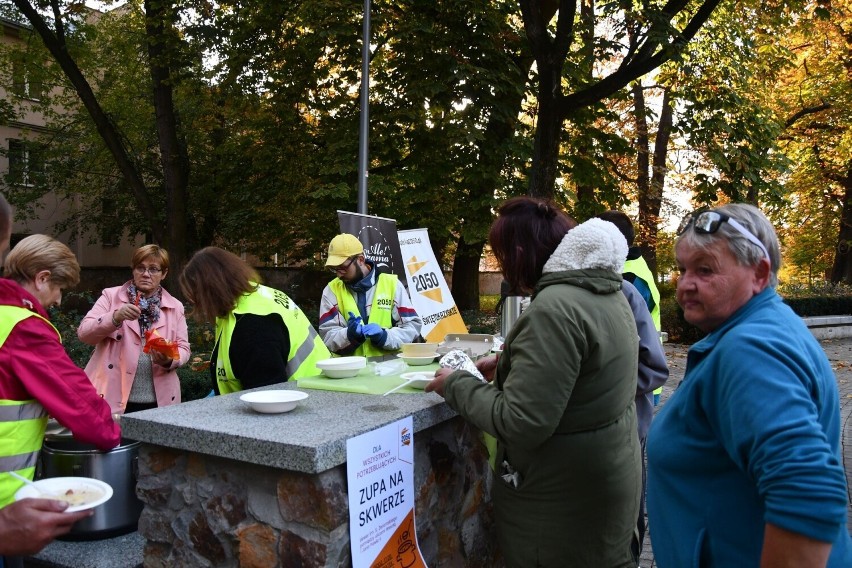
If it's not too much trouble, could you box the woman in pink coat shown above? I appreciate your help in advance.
[78,245,190,414]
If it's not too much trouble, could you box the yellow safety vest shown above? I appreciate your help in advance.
[330,273,397,358]
[624,256,663,396]
[623,256,661,332]
[0,306,57,506]
[215,285,330,394]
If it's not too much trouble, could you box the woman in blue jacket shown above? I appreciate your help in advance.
[647,203,852,567]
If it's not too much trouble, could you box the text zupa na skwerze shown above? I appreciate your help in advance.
[358,471,405,527]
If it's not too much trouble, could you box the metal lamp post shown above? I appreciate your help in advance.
[357,0,371,215]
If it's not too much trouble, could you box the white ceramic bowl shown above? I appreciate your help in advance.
[400,372,434,389]
[401,342,440,357]
[397,353,438,366]
[315,356,367,379]
[240,390,309,413]
[15,477,113,513]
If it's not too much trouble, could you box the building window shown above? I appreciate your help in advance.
[99,197,121,247]
[6,139,42,187]
[11,59,44,101]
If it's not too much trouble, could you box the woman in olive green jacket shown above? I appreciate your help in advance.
[428,198,641,567]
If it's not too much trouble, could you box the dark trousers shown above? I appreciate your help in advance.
[631,436,648,561]
[1,555,23,568]
[125,401,157,413]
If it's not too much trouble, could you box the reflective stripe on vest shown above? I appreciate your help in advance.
[214,285,331,394]
[0,306,53,506]
[329,273,397,358]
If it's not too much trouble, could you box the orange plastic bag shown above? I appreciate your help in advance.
[143,329,180,360]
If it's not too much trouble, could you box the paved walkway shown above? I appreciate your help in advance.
[638,338,852,567]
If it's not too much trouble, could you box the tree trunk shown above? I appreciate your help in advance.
[520,0,722,204]
[12,0,158,236]
[452,235,484,311]
[639,87,672,276]
[520,0,568,199]
[632,81,651,207]
[145,0,190,280]
[449,71,530,307]
[830,166,852,283]
[572,0,596,212]
[448,6,545,309]
[527,74,563,199]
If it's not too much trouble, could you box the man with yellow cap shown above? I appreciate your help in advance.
[319,233,422,357]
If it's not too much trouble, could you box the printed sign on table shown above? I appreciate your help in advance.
[346,417,427,568]
[397,228,467,341]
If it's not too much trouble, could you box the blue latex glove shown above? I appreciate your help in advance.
[362,323,388,347]
[347,312,364,342]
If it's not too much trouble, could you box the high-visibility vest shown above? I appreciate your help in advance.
[330,273,397,358]
[624,256,663,396]
[0,306,57,506]
[215,285,330,394]
[624,256,661,332]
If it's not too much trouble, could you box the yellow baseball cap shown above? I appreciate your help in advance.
[325,233,364,266]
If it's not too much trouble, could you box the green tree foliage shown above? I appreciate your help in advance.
[518,0,725,203]
[7,0,850,306]
[672,3,794,208]
[182,0,534,306]
[3,0,536,308]
[770,0,852,283]
[0,0,194,278]
[604,0,798,280]
[1,6,150,238]
[633,0,851,287]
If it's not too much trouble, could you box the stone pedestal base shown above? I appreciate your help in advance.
[135,417,501,567]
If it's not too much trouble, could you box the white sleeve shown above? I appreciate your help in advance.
[318,284,362,355]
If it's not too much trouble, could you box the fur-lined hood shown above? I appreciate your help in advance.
[543,218,628,274]
[534,218,628,297]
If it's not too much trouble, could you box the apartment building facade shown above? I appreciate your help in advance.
[1,15,139,268]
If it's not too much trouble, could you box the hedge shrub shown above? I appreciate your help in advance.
[659,280,852,343]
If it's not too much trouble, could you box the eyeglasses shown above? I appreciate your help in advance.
[329,257,356,274]
[134,266,162,275]
[677,210,770,261]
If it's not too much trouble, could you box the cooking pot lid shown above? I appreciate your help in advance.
[44,419,73,440]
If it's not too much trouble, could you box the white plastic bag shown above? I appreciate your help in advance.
[373,359,408,376]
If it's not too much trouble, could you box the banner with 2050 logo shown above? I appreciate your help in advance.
[396,228,466,341]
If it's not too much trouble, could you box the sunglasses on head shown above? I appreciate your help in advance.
[677,210,770,262]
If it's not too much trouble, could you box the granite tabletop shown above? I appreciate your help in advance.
[119,372,458,474]
[26,532,144,568]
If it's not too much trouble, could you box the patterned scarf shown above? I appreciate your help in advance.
[128,283,162,334]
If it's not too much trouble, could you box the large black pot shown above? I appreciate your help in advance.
[38,437,144,541]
